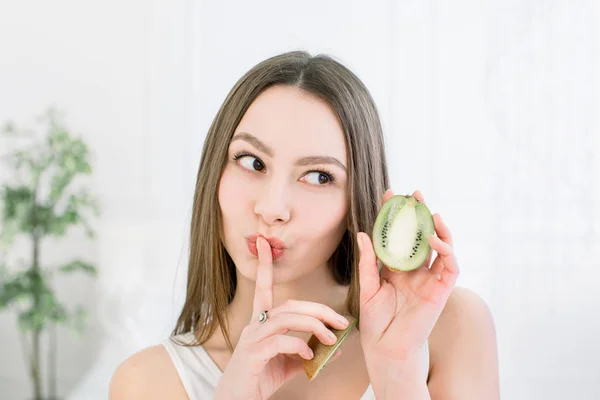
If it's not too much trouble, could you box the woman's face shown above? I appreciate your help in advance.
[218,85,349,284]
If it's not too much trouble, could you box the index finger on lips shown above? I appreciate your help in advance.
[252,236,273,320]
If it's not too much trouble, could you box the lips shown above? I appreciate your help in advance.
[246,233,286,262]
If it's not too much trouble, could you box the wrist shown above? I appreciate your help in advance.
[365,353,430,400]
[371,380,430,400]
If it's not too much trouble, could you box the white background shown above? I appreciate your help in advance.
[0,1,599,399]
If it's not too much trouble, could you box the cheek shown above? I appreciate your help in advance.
[297,191,348,241]
[218,167,254,224]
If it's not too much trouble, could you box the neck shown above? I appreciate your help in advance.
[223,264,349,349]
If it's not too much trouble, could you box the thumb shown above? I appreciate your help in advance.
[357,232,380,305]
[283,356,309,382]
[285,349,343,381]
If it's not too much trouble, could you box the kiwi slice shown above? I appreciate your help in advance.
[302,315,357,382]
[372,194,434,272]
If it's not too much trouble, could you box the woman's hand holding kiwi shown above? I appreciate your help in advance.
[357,189,459,391]
[213,237,349,400]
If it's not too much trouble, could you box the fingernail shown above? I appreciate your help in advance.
[306,348,314,359]
[328,330,338,343]
[338,316,349,326]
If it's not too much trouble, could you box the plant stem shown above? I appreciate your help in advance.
[31,184,43,400]
[49,320,57,399]
[32,232,42,400]
[22,330,40,400]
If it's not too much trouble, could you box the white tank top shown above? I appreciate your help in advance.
[162,331,430,399]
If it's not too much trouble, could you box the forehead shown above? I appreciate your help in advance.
[233,85,347,161]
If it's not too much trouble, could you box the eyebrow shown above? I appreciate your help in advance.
[231,132,347,172]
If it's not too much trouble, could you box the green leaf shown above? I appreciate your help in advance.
[1,185,33,221]
[44,127,93,204]
[0,185,38,239]
[44,208,80,236]
[58,260,97,277]
[0,218,20,250]
[43,188,100,237]
[47,170,75,206]
[18,309,38,332]
[0,272,31,308]
[15,278,64,332]
[49,301,69,324]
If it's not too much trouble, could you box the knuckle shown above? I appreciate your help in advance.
[305,314,319,324]
[317,323,329,335]
[321,303,335,315]
[283,298,297,309]
[313,319,328,333]
[271,309,288,321]
[273,335,285,352]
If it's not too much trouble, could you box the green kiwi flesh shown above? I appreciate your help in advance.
[372,195,434,272]
[302,315,357,382]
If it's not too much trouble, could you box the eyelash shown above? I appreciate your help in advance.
[231,151,336,185]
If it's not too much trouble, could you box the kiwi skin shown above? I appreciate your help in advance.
[372,194,435,272]
[302,315,357,382]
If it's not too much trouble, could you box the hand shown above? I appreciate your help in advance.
[357,189,459,364]
[213,236,349,400]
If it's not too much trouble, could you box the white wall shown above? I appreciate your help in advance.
[1,1,599,399]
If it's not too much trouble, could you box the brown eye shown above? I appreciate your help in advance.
[238,155,265,172]
[318,174,329,184]
[253,158,265,171]
[304,171,334,185]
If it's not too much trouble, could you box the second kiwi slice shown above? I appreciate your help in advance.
[302,315,357,381]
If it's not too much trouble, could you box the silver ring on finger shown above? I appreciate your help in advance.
[258,310,269,324]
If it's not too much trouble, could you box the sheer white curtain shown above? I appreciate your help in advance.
[484,1,600,397]
[0,1,194,398]
[63,1,599,399]
[64,0,195,397]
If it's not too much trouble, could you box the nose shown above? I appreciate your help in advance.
[254,178,291,226]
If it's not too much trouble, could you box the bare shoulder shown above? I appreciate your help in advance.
[433,286,496,333]
[427,286,500,399]
[109,344,188,400]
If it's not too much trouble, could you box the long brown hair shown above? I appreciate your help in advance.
[172,50,389,352]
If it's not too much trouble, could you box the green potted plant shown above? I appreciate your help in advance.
[0,107,101,400]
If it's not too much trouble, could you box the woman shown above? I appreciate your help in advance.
[109,51,500,399]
